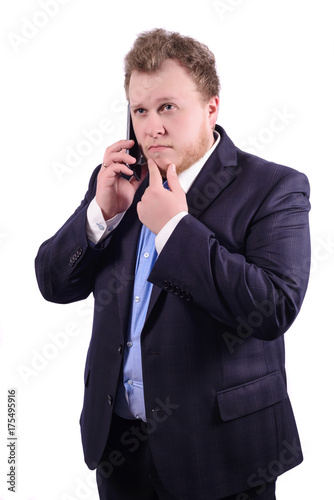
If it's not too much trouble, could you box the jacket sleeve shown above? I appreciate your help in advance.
[35,166,109,304]
[148,169,311,341]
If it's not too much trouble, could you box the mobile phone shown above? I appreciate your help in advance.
[125,105,145,181]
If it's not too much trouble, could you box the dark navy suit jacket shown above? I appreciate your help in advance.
[35,126,311,499]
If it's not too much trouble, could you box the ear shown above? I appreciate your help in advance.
[207,96,220,129]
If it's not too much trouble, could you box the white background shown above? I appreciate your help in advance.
[0,0,333,498]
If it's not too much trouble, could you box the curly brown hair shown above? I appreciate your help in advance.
[124,28,220,103]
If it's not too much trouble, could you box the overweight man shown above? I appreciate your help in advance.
[35,29,311,500]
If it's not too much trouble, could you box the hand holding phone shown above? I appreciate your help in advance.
[96,107,147,219]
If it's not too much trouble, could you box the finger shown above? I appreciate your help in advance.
[105,139,135,154]
[100,162,134,178]
[147,158,163,187]
[103,152,137,167]
[166,163,183,193]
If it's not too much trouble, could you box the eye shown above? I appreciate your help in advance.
[160,104,175,112]
[134,108,146,115]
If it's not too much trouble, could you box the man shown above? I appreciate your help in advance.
[35,29,311,499]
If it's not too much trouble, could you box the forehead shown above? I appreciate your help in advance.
[128,59,199,106]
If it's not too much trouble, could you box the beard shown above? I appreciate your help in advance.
[174,127,214,175]
[141,122,214,177]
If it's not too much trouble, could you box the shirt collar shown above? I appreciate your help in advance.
[178,131,221,194]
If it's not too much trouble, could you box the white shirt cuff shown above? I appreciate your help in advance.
[155,212,188,255]
[86,197,125,245]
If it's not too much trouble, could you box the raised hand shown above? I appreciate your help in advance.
[137,159,188,234]
[96,139,148,220]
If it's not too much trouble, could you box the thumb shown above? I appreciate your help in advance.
[166,163,182,193]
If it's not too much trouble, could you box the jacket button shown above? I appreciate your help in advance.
[118,345,123,355]
[162,280,170,290]
[151,407,161,413]
[107,395,113,405]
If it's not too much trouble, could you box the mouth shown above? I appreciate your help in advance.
[148,145,172,153]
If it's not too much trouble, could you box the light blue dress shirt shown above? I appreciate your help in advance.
[114,221,158,422]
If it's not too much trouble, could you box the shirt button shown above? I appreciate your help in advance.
[96,223,105,231]
[135,296,140,303]
[127,341,133,348]
[144,252,150,258]
[128,380,133,386]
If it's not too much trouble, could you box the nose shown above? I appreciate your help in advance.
[145,113,165,138]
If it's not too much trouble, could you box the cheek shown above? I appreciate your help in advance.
[133,128,143,144]
[177,113,205,137]
[171,119,195,145]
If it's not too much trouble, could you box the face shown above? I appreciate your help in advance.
[128,59,219,175]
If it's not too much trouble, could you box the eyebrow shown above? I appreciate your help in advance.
[130,97,178,109]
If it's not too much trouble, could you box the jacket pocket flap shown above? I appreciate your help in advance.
[217,371,287,421]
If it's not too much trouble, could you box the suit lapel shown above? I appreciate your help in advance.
[145,277,163,322]
[187,126,239,218]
